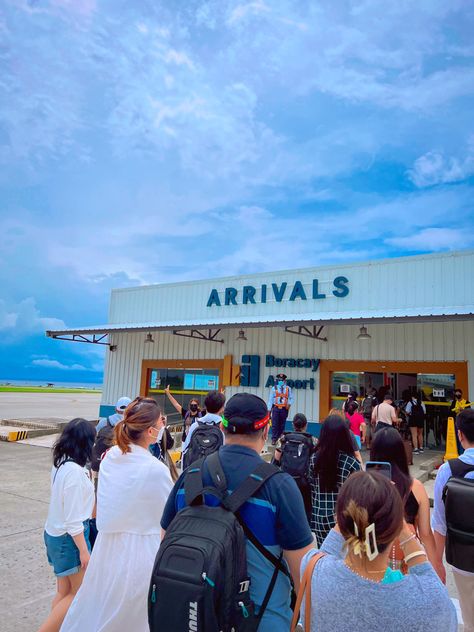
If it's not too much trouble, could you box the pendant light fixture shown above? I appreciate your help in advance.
[357,325,371,340]
[144,332,155,343]
[236,329,248,341]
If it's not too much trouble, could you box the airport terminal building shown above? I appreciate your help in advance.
[47,250,474,439]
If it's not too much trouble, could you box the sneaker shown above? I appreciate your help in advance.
[413,448,420,455]
[419,447,424,453]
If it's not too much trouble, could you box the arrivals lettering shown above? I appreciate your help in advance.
[207,277,349,307]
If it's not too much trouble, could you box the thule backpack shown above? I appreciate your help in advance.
[183,422,223,469]
[442,458,474,572]
[148,452,290,632]
[279,432,313,481]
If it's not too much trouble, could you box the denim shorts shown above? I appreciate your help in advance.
[44,520,91,577]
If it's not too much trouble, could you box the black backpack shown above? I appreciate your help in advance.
[149,452,290,632]
[410,401,425,423]
[279,432,313,481]
[362,396,375,416]
[90,418,114,472]
[442,458,474,572]
[184,421,223,469]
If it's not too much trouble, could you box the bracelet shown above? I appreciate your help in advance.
[399,534,417,547]
[404,551,427,564]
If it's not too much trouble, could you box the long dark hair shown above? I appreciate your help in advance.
[53,418,96,468]
[370,427,412,502]
[312,415,356,492]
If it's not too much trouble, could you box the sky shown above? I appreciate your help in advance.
[1,0,474,383]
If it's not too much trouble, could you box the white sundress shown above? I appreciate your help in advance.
[61,444,173,632]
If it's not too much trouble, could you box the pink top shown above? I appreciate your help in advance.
[346,412,365,437]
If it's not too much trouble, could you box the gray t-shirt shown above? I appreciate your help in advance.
[301,530,457,632]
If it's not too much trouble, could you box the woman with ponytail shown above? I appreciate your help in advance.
[61,397,173,632]
[293,471,456,632]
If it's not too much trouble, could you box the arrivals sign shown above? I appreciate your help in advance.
[207,277,349,307]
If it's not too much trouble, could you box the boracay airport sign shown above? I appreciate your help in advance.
[207,276,349,307]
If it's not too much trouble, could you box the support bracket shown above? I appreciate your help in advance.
[48,333,114,349]
[284,325,327,341]
[172,329,224,344]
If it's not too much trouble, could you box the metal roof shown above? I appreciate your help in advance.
[46,250,474,339]
[46,307,474,338]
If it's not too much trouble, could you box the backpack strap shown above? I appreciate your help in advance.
[52,457,75,484]
[448,458,474,478]
[184,457,226,507]
[224,461,281,513]
[184,457,206,506]
[206,453,291,579]
[206,452,291,625]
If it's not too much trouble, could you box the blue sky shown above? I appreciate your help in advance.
[1,0,474,383]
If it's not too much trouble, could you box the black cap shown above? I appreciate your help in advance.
[222,393,270,434]
[275,373,287,380]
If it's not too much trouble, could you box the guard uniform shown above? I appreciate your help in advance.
[267,373,294,444]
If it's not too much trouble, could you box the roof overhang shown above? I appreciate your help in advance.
[46,310,474,339]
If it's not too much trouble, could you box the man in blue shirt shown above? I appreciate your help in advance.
[161,392,314,632]
[432,409,474,631]
[267,373,294,445]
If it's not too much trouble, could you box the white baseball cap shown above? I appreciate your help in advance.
[116,396,132,412]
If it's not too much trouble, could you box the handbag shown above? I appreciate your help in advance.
[290,552,326,632]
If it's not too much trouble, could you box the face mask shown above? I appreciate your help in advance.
[456,393,462,400]
[190,403,198,412]
[149,427,160,442]
[278,381,284,387]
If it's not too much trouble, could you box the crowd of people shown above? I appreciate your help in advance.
[38,384,474,632]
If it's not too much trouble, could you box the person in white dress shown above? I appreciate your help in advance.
[39,418,96,632]
[61,397,173,632]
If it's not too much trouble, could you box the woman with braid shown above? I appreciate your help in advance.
[297,471,456,632]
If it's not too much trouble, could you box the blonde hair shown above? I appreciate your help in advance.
[328,407,346,419]
[115,397,161,454]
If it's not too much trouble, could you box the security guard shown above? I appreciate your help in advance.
[267,373,294,445]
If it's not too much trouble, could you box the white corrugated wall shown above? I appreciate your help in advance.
[102,320,474,421]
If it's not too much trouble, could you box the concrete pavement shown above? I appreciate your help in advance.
[0,392,101,422]
[0,442,55,632]
[0,440,464,631]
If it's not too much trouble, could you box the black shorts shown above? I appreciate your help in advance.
[409,417,424,429]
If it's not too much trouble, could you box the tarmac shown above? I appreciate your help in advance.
[0,392,102,422]
[0,438,465,632]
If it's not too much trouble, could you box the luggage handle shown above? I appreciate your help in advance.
[290,552,325,632]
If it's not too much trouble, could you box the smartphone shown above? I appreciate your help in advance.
[365,461,392,479]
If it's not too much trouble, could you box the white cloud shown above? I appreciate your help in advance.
[408,139,474,187]
[385,228,472,251]
[0,298,66,336]
[30,358,89,371]
[227,2,271,25]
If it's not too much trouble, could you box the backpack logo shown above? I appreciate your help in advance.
[189,601,198,631]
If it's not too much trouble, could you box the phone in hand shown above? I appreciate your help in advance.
[365,461,392,479]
